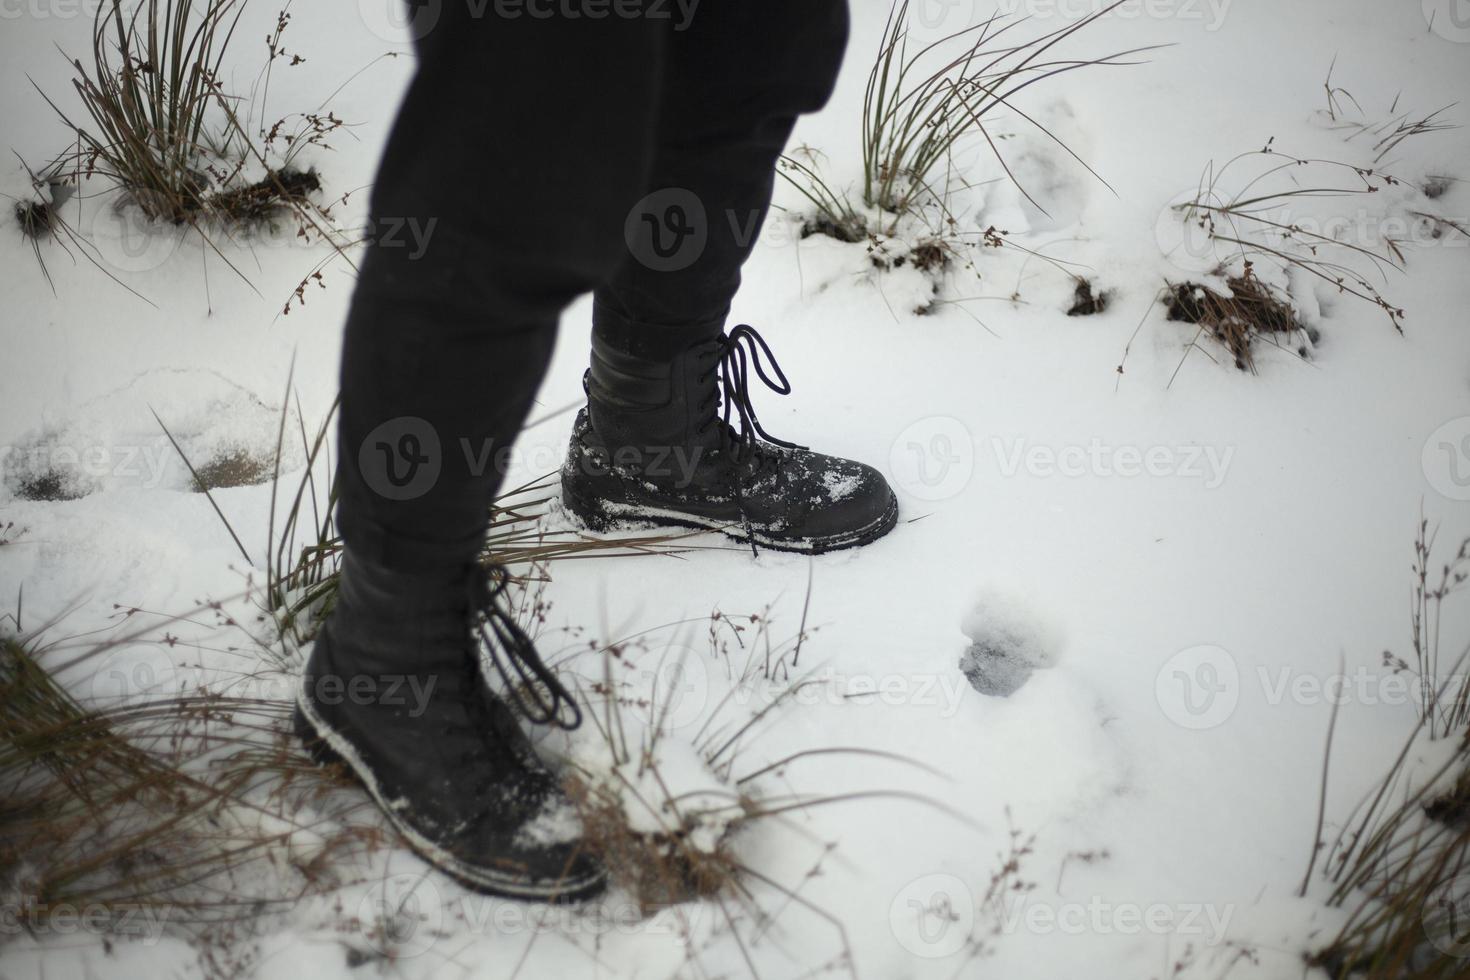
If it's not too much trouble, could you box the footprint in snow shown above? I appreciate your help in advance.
[958,587,1061,698]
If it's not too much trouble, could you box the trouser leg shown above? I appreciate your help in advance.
[590,0,851,360]
[337,4,666,572]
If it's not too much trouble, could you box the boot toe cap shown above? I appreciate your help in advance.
[789,453,898,546]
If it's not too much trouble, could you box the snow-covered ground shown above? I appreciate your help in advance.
[3,1,1469,978]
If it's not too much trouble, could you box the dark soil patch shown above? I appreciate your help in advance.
[16,471,86,502]
[190,449,272,492]
[799,214,866,244]
[1067,279,1111,316]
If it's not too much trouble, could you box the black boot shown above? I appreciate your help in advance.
[561,324,898,554]
[293,551,605,901]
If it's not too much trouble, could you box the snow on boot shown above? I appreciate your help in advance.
[294,551,605,901]
[561,324,898,554]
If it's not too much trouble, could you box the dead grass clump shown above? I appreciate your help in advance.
[25,0,351,305]
[206,167,321,225]
[1,605,387,950]
[1305,521,1470,978]
[15,200,54,238]
[563,772,743,915]
[779,0,1153,303]
[1165,265,1307,371]
[903,240,949,273]
[37,0,250,223]
[1164,142,1407,345]
[2,634,277,937]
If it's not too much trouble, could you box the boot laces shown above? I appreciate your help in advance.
[698,324,806,462]
[468,564,582,730]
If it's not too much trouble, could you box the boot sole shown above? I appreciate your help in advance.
[563,476,899,556]
[292,692,606,903]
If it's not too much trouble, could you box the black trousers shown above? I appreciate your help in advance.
[337,0,850,571]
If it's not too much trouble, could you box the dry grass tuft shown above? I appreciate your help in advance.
[779,0,1154,302]
[563,771,744,915]
[1166,142,1407,340]
[204,167,322,225]
[1,621,377,944]
[1165,264,1308,372]
[1305,520,1470,978]
[14,200,54,238]
[25,0,350,303]
[538,590,980,980]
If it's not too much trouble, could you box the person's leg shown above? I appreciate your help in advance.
[591,0,850,360]
[564,0,900,554]
[340,11,666,571]
[299,4,664,900]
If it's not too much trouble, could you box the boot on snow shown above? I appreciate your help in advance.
[561,324,898,554]
[294,550,605,901]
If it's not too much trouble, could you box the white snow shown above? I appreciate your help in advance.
[3,1,1470,978]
